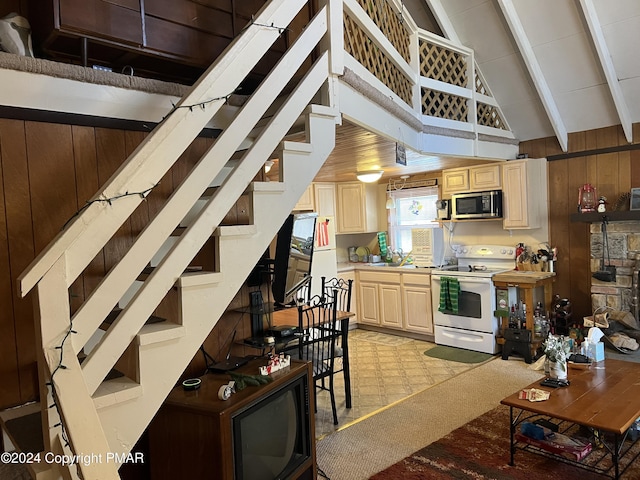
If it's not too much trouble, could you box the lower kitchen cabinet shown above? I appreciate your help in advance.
[357,271,401,329]
[337,270,357,318]
[402,273,433,335]
[358,279,380,325]
[379,281,402,328]
[356,270,432,335]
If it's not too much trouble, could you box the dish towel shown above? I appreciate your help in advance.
[438,276,460,314]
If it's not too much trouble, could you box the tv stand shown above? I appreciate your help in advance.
[148,359,316,480]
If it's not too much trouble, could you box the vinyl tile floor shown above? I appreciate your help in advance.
[313,329,483,438]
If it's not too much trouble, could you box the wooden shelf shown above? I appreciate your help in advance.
[570,211,640,223]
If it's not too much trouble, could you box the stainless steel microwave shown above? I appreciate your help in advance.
[451,190,502,220]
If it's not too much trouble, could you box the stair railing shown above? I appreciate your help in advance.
[18,1,336,478]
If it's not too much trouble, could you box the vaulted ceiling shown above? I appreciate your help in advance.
[316,0,640,182]
[431,0,640,149]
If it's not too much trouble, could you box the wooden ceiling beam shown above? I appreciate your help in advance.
[577,0,633,144]
[496,0,568,152]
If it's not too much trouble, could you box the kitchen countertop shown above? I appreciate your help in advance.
[337,262,435,274]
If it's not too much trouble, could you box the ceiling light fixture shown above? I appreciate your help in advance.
[264,160,275,173]
[356,170,384,183]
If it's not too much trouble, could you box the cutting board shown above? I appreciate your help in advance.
[492,270,556,284]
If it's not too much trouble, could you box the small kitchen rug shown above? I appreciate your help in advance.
[424,346,494,364]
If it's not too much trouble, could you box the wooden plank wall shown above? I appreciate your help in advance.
[519,124,640,322]
[0,118,262,409]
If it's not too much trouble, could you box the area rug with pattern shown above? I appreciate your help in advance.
[370,404,640,479]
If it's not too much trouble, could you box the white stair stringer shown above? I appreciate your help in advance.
[80,50,333,398]
[18,0,312,299]
[96,109,337,459]
[96,272,223,456]
[68,8,330,357]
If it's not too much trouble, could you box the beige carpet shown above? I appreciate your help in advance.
[316,357,544,480]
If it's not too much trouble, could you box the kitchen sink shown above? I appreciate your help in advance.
[364,262,415,268]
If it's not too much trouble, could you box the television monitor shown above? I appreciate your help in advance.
[148,360,315,480]
[233,374,311,480]
[272,213,317,306]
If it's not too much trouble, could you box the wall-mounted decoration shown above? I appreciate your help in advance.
[395,143,406,165]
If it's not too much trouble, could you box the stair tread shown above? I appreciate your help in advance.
[104,308,165,326]
[139,265,203,279]
[215,224,257,236]
[138,322,186,346]
[248,181,285,192]
[93,376,143,409]
[2,410,43,454]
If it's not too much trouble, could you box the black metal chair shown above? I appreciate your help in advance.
[297,294,340,425]
[320,276,353,409]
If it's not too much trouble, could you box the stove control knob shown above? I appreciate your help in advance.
[501,248,506,254]
[462,247,468,254]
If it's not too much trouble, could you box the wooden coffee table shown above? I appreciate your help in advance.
[501,359,640,479]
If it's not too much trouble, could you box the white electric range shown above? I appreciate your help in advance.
[431,245,516,354]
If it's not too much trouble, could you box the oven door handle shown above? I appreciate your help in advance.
[432,275,491,284]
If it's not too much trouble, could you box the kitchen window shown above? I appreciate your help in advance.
[387,186,439,253]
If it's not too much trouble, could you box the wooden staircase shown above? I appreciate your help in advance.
[16,1,338,478]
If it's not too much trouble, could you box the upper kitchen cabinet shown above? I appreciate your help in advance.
[441,168,469,195]
[442,164,501,196]
[293,184,315,212]
[313,183,336,218]
[470,164,501,191]
[336,182,380,234]
[502,158,548,230]
[28,0,312,86]
[292,182,336,214]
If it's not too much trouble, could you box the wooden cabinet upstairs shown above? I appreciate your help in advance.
[29,0,312,86]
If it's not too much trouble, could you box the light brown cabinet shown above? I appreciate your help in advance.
[357,271,402,329]
[442,164,501,195]
[379,282,403,328]
[313,182,337,217]
[470,164,502,191]
[502,158,547,229]
[357,277,380,325]
[336,182,380,233]
[338,270,357,318]
[293,184,315,211]
[356,270,433,335]
[442,168,469,195]
[402,273,433,335]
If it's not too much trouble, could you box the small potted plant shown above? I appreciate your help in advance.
[543,334,571,380]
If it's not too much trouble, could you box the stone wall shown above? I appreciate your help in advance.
[590,221,640,311]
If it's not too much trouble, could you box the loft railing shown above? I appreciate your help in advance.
[342,0,514,142]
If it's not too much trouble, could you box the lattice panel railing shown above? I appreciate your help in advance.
[353,0,410,62]
[477,102,508,130]
[344,13,413,105]
[475,71,488,95]
[421,88,468,121]
[419,40,467,87]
